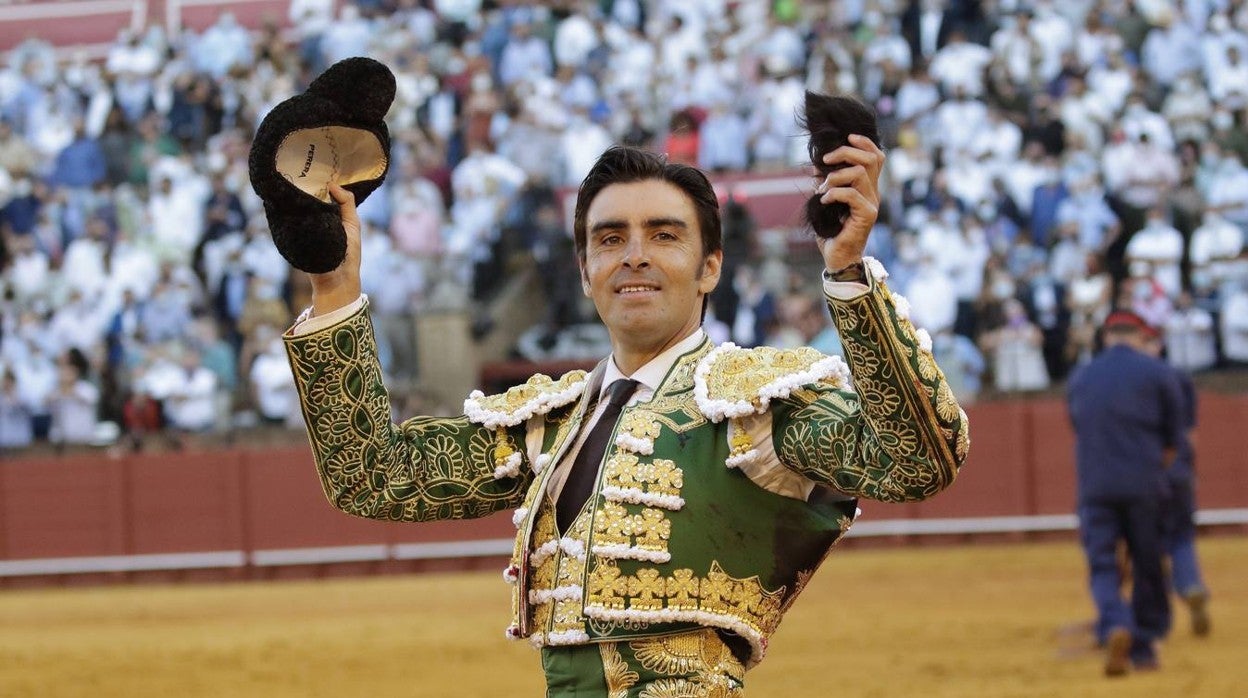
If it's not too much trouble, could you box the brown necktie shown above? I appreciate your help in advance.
[557,378,639,533]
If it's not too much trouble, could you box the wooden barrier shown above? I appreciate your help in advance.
[2,394,1246,586]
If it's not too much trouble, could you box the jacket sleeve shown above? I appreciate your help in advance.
[771,261,969,503]
[283,300,532,522]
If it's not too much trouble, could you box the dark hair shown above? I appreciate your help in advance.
[800,91,880,239]
[572,146,722,264]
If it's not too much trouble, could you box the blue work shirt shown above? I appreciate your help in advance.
[1067,344,1185,503]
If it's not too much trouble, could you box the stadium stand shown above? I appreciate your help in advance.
[2,0,1248,458]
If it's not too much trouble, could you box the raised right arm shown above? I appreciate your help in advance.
[285,301,532,521]
[283,182,530,522]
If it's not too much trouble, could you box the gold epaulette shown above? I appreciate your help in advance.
[463,370,589,429]
[692,344,851,423]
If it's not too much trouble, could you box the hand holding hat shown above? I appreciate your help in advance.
[248,57,395,274]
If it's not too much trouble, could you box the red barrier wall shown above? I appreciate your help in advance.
[2,394,1246,584]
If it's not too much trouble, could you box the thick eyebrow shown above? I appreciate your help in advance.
[588,218,690,235]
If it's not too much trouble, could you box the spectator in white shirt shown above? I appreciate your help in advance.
[48,350,99,445]
[1164,292,1217,371]
[319,4,373,67]
[1210,45,1248,108]
[905,254,958,333]
[106,29,161,78]
[991,9,1046,87]
[983,298,1050,392]
[1189,212,1245,293]
[147,175,205,264]
[1074,10,1123,69]
[1205,153,1248,228]
[1028,1,1072,81]
[895,63,942,126]
[163,348,218,432]
[1061,74,1112,152]
[1057,176,1120,251]
[553,7,598,69]
[1120,94,1175,152]
[1004,141,1051,215]
[698,102,749,173]
[934,86,989,155]
[1115,133,1181,212]
[288,0,335,70]
[930,30,993,96]
[499,19,554,87]
[1126,207,1185,299]
[0,369,35,449]
[60,215,110,298]
[1163,73,1214,143]
[1201,13,1248,80]
[250,333,301,427]
[1086,49,1134,116]
[47,289,106,356]
[4,234,51,304]
[1141,11,1203,88]
[1219,283,1248,363]
[560,107,613,186]
[192,13,254,79]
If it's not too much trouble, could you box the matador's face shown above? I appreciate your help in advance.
[581,179,721,354]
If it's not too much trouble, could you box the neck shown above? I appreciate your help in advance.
[610,322,701,376]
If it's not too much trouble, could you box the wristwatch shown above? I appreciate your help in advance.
[824,260,867,284]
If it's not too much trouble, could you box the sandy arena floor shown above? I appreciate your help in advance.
[0,537,1244,697]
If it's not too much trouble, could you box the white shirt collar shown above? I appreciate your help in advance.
[600,329,706,399]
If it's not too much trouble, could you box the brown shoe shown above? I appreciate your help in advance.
[1185,590,1211,637]
[1104,628,1132,677]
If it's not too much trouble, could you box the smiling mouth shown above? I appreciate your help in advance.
[616,285,659,294]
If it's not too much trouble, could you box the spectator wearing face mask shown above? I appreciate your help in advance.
[1164,292,1217,372]
[48,349,99,445]
[983,298,1050,393]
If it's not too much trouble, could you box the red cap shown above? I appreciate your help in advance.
[1103,310,1161,338]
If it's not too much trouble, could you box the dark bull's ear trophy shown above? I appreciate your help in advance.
[801,91,880,239]
[248,57,395,273]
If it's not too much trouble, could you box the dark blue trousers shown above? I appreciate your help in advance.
[1163,475,1207,596]
[1079,498,1172,656]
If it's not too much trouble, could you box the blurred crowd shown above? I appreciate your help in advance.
[2,0,1248,452]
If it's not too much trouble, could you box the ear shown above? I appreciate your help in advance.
[580,261,591,297]
[698,250,723,295]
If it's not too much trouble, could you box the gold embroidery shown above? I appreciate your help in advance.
[630,630,746,698]
[631,633,706,676]
[587,560,629,611]
[628,568,666,611]
[493,427,517,467]
[550,513,593,636]
[643,345,710,434]
[955,407,971,461]
[593,501,633,549]
[286,307,529,523]
[619,410,662,441]
[469,371,587,422]
[600,642,639,697]
[634,508,672,552]
[647,460,683,497]
[639,678,703,698]
[604,455,684,500]
[586,561,785,638]
[702,346,837,408]
[728,421,754,460]
[604,454,642,488]
[527,506,559,633]
[768,278,966,503]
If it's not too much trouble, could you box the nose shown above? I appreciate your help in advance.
[622,236,649,269]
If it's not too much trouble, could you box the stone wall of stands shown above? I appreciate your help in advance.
[2,393,1246,587]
